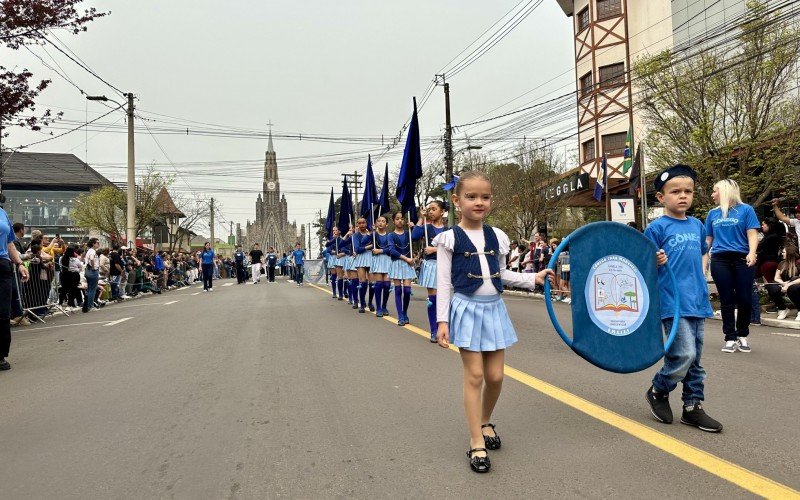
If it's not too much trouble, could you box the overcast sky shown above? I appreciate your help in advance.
[4,0,575,237]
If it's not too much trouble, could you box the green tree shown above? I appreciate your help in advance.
[633,0,800,212]
[72,165,174,241]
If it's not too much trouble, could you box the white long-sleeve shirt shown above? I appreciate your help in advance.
[434,226,538,323]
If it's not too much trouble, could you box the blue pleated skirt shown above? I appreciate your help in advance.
[389,259,417,280]
[371,254,391,273]
[418,259,437,289]
[343,256,356,271]
[327,254,338,268]
[353,252,373,268]
[450,293,517,352]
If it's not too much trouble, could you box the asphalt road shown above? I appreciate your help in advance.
[1,276,798,499]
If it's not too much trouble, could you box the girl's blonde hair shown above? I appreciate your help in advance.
[714,179,743,218]
[780,243,799,279]
[454,170,491,195]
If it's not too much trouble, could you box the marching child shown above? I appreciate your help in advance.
[412,200,448,342]
[644,164,723,433]
[434,171,553,473]
[387,211,417,326]
[370,216,393,317]
[326,227,342,298]
[353,217,374,313]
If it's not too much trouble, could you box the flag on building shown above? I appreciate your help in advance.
[627,145,642,197]
[325,187,335,239]
[622,125,634,174]
[593,155,607,202]
[395,97,423,222]
[360,155,378,229]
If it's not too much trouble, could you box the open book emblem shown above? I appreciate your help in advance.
[585,255,650,337]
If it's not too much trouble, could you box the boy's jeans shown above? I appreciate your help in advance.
[296,265,304,284]
[652,317,706,406]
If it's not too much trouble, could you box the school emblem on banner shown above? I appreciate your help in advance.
[585,255,649,337]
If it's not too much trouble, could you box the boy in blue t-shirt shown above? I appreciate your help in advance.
[292,243,305,287]
[644,165,723,433]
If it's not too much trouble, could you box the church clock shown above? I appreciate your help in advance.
[267,181,276,191]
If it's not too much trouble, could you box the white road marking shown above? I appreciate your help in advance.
[768,331,800,338]
[20,321,108,333]
[104,317,133,326]
[223,283,233,287]
[163,300,179,305]
[191,292,202,296]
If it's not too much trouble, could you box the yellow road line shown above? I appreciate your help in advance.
[307,282,799,498]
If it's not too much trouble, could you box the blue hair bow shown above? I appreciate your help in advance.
[442,175,460,191]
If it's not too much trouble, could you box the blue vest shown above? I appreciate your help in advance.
[451,225,503,295]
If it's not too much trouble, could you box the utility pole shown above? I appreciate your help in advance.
[436,74,455,227]
[341,172,363,221]
[210,197,215,250]
[126,92,136,249]
[307,222,312,254]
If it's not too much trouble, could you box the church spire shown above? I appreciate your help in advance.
[267,129,274,154]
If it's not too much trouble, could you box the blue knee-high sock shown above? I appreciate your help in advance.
[394,285,403,316]
[427,295,437,334]
[358,280,368,308]
[368,282,375,308]
[337,277,344,297]
[350,280,357,302]
[382,281,391,310]
[403,286,412,316]
[331,276,337,296]
[373,281,383,310]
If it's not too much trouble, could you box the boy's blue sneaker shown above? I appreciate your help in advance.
[680,403,723,433]
[430,332,437,343]
[646,385,673,424]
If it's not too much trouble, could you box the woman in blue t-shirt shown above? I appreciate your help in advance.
[200,242,215,292]
[705,179,760,353]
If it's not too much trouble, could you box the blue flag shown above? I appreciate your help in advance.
[377,162,390,218]
[360,155,378,229]
[395,97,423,222]
[338,180,354,234]
[325,188,335,239]
[593,155,607,202]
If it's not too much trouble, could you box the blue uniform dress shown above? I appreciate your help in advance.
[387,231,417,280]
[434,225,522,351]
[337,236,355,271]
[325,239,339,268]
[352,232,374,268]
[371,232,392,273]
[413,224,446,289]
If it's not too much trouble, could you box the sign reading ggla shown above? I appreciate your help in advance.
[541,172,590,201]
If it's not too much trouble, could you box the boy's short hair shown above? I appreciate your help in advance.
[654,164,697,192]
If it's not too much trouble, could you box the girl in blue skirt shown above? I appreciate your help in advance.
[411,200,448,342]
[325,227,342,299]
[434,171,553,474]
[388,211,417,326]
[370,216,392,317]
[352,217,373,313]
[338,227,355,305]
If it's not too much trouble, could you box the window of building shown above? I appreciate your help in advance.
[577,7,590,32]
[602,132,627,156]
[596,0,621,21]
[599,62,625,88]
[580,71,593,95]
[582,139,596,163]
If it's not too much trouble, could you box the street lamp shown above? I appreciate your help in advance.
[87,93,135,249]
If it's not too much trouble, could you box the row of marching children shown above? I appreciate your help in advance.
[323,201,448,342]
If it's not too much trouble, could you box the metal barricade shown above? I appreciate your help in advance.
[17,260,69,323]
[303,259,326,284]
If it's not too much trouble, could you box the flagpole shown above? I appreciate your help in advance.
[604,156,611,221]
[407,211,414,261]
[372,208,376,248]
[640,147,648,229]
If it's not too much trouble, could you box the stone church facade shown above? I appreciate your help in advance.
[245,134,304,253]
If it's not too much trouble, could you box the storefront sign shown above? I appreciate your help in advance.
[541,173,590,201]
